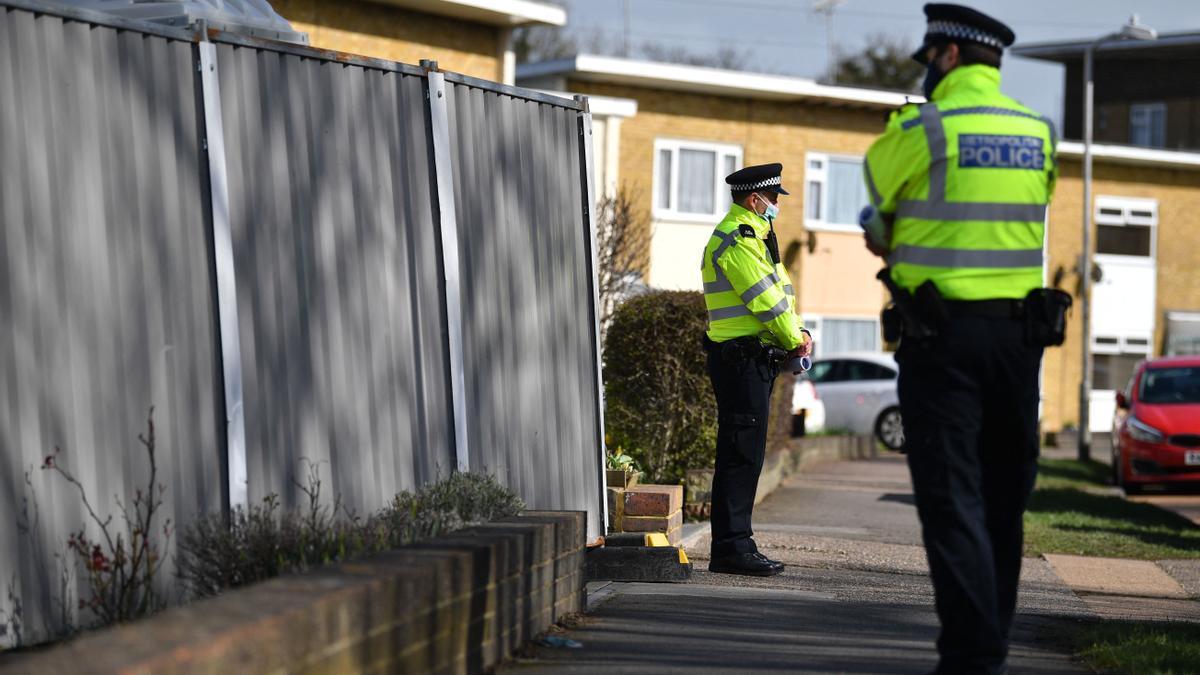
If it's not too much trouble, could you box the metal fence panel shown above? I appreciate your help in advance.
[0,1,603,646]
[0,9,222,642]
[215,43,455,513]
[444,83,603,537]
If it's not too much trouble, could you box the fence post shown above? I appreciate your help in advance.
[198,39,248,510]
[574,95,609,534]
[422,60,470,474]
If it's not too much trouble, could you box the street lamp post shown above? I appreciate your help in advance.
[1077,16,1156,462]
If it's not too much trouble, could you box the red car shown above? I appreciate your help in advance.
[1111,355,1200,493]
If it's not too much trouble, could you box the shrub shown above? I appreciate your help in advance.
[603,290,716,484]
[176,470,523,598]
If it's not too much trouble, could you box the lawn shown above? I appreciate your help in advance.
[1074,621,1200,675]
[1023,459,1200,559]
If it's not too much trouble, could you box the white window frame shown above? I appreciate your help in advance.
[652,138,742,223]
[802,314,881,357]
[804,151,868,234]
[1094,195,1157,267]
[1129,102,1166,148]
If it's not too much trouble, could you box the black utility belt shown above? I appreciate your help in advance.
[943,298,1024,320]
[881,282,1073,348]
[704,335,788,369]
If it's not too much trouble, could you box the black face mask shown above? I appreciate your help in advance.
[922,60,946,100]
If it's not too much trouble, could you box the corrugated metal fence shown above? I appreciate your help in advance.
[0,0,604,646]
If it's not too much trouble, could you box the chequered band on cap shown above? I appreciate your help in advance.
[926,20,1005,49]
[729,175,782,191]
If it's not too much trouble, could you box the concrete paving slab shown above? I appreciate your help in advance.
[1044,554,1189,599]
[1158,559,1200,600]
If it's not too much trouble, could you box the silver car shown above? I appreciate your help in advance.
[802,352,905,451]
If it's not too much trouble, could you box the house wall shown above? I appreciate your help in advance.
[1043,159,1200,431]
[273,0,502,80]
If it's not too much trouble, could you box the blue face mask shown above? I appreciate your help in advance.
[755,193,780,222]
[922,60,945,100]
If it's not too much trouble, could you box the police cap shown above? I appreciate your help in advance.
[725,163,790,195]
[912,3,1015,64]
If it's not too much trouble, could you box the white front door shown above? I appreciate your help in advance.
[1088,196,1157,433]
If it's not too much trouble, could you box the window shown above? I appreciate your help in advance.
[802,316,880,359]
[1093,353,1144,392]
[842,360,897,382]
[1140,367,1200,405]
[1094,197,1156,258]
[653,139,742,220]
[806,360,838,383]
[1130,103,1166,148]
[805,152,869,232]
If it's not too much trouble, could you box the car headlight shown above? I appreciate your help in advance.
[1127,416,1166,444]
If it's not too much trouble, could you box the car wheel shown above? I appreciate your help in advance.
[1115,451,1142,495]
[875,406,905,451]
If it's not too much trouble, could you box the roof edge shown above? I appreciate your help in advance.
[1058,141,1200,170]
[517,54,918,109]
[366,0,566,26]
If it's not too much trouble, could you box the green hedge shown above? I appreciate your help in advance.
[603,291,716,484]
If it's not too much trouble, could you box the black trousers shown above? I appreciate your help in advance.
[897,316,1042,675]
[706,343,776,558]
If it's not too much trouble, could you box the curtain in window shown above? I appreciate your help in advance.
[657,149,672,210]
[827,158,868,225]
[820,318,879,355]
[678,149,715,214]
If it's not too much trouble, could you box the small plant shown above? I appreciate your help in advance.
[42,408,170,627]
[177,470,524,598]
[606,449,638,473]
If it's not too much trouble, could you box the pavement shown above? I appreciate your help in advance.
[508,453,1200,674]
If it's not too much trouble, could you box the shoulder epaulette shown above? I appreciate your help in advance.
[737,224,757,239]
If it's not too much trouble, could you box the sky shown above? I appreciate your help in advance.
[555,0,1200,128]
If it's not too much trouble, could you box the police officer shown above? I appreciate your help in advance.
[861,5,1063,673]
[701,163,812,577]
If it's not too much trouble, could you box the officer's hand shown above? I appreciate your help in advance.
[791,332,813,359]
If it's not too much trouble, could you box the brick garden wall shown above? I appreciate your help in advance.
[4,512,585,675]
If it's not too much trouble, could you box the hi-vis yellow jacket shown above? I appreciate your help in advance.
[701,204,805,350]
[864,64,1057,301]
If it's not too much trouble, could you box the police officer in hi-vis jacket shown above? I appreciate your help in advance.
[701,163,812,577]
[861,4,1073,673]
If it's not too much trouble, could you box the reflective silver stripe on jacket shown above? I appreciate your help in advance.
[740,271,781,304]
[889,245,1043,268]
[901,105,1054,130]
[920,104,948,203]
[703,229,739,293]
[755,297,790,323]
[708,305,752,321]
[896,201,1047,222]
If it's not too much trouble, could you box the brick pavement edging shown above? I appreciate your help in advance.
[5,510,586,674]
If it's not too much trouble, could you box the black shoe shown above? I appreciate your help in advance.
[753,551,785,572]
[708,552,782,577]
